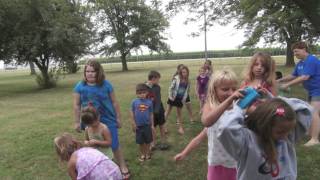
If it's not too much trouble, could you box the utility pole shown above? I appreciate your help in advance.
[204,0,208,61]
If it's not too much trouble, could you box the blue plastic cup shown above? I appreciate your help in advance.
[237,87,260,109]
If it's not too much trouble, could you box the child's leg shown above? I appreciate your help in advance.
[164,105,172,133]
[158,124,169,150]
[159,124,167,143]
[305,100,320,146]
[109,126,130,178]
[113,148,130,173]
[139,144,145,159]
[151,125,156,149]
[165,105,172,121]
[145,143,151,159]
[176,107,184,134]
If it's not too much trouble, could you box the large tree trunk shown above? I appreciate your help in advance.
[29,61,36,75]
[285,41,295,67]
[121,53,128,71]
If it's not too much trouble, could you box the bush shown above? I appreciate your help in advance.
[35,68,61,89]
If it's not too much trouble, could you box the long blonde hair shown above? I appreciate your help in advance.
[206,68,238,107]
[54,133,83,162]
[244,52,275,86]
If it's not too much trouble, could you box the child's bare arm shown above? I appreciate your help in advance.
[129,111,137,132]
[73,93,81,132]
[67,154,77,180]
[202,90,243,127]
[84,129,91,146]
[84,129,89,141]
[97,127,112,147]
[174,128,207,161]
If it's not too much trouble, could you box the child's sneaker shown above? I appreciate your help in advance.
[159,143,169,150]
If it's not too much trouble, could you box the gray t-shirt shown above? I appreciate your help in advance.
[218,97,312,180]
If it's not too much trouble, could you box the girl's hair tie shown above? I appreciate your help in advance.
[275,107,285,116]
[87,101,97,113]
[88,101,94,107]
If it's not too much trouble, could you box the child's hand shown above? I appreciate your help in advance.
[174,153,186,162]
[116,118,122,128]
[256,86,268,96]
[231,89,244,101]
[88,139,98,146]
[84,140,90,146]
[279,83,290,91]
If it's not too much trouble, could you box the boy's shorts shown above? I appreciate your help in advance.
[136,125,153,144]
[154,104,166,127]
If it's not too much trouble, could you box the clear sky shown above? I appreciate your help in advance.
[164,5,246,53]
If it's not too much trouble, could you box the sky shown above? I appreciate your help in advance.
[164,11,246,53]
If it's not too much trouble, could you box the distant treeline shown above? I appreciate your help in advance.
[81,46,320,64]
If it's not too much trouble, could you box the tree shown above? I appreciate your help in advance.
[29,61,36,75]
[235,0,319,66]
[91,0,170,71]
[291,0,320,33]
[0,0,93,88]
[167,0,319,66]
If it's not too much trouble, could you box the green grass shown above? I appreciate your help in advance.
[0,57,319,180]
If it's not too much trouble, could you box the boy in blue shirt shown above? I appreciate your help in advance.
[130,83,154,161]
[278,41,320,146]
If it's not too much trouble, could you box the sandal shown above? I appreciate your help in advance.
[138,155,145,162]
[145,154,151,160]
[121,170,131,180]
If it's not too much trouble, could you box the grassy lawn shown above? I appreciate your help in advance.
[1,57,320,180]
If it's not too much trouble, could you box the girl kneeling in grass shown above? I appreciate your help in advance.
[54,133,122,180]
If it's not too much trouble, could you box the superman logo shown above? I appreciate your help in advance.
[138,104,149,112]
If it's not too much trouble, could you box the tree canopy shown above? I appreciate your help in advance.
[91,0,170,71]
[0,0,93,88]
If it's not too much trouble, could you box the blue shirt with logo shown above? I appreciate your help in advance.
[74,80,117,127]
[292,54,320,97]
[131,98,153,126]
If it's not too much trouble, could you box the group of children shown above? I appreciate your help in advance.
[173,50,316,180]
[53,43,317,179]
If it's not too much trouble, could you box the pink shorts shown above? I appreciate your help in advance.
[207,165,236,180]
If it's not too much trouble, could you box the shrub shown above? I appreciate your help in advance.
[35,68,62,89]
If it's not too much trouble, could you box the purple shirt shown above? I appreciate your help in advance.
[197,75,210,95]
